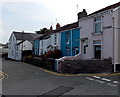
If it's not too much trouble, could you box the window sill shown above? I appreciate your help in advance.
[66,42,69,44]
[92,31,103,35]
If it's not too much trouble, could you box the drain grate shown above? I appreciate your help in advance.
[42,86,73,96]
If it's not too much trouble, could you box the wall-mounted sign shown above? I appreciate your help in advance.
[103,26,112,29]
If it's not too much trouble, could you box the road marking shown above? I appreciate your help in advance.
[113,81,119,84]
[0,73,4,79]
[94,79,105,83]
[93,76,101,79]
[107,83,117,87]
[26,63,120,77]
[0,71,8,80]
[86,77,94,81]
[101,78,111,82]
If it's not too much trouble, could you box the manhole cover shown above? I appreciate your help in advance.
[42,86,73,96]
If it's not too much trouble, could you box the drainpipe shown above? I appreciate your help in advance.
[22,30,24,61]
[71,29,72,56]
[113,17,116,73]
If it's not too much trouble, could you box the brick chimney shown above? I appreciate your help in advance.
[56,23,60,29]
[50,25,53,31]
[77,9,87,20]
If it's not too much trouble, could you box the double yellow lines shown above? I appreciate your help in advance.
[34,65,120,77]
[0,71,8,80]
[44,69,120,77]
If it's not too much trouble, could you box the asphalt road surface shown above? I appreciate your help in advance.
[2,58,120,96]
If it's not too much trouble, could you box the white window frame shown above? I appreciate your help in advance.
[66,32,70,44]
[75,47,79,55]
[54,34,57,45]
[94,16,102,33]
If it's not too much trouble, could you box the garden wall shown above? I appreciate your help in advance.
[59,58,112,74]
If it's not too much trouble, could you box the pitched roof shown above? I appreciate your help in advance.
[35,22,79,40]
[89,2,120,16]
[13,31,43,41]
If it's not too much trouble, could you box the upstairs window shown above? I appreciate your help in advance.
[94,17,101,33]
[41,40,43,46]
[54,34,57,45]
[66,32,70,44]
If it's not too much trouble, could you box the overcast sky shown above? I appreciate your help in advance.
[0,0,120,43]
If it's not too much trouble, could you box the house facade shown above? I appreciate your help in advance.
[34,39,40,56]
[60,22,80,56]
[8,31,39,60]
[16,40,32,60]
[49,32,61,50]
[79,2,120,71]
[39,36,50,55]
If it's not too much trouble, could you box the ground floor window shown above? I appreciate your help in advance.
[66,47,70,56]
[75,47,79,55]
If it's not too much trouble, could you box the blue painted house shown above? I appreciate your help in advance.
[33,34,43,56]
[60,22,80,56]
[34,39,40,56]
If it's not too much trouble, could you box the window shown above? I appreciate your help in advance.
[54,34,57,45]
[66,32,70,44]
[75,48,79,55]
[94,17,101,33]
[66,47,70,56]
[41,40,43,46]
[93,40,101,59]
[16,46,18,51]
[9,42,11,49]
[13,36,14,41]
[16,52,18,57]
[12,50,14,55]
[84,46,87,54]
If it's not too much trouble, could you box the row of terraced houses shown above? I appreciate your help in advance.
[8,2,120,72]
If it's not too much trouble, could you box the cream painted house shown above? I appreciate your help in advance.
[78,2,120,72]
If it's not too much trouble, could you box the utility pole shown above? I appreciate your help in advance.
[22,30,24,61]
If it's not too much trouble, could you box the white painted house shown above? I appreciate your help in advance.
[39,23,61,55]
[78,2,120,71]
[39,36,50,55]
[8,31,40,60]
[15,40,33,60]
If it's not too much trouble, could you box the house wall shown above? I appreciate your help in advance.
[21,40,32,51]
[50,33,61,50]
[61,30,71,56]
[15,40,32,60]
[61,28,80,56]
[113,7,120,64]
[8,33,17,60]
[34,39,40,56]
[79,10,114,60]
[39,38,50,55]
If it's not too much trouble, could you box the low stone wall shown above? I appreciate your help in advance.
[59,58,112,74]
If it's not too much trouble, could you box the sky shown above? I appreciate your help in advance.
[0,0,120,44]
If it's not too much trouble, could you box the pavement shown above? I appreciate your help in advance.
[1,58,120,96]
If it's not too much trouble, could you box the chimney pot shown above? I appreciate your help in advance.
[50,25,53,31]
[56,23,60,29]
[77,9,87,20]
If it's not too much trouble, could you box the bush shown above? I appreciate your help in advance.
[2,53,8,59]
[24,56,55,71]
[42,50,62,59]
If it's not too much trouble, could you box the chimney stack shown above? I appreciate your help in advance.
[77,9,87,20]
[56,23,60,29]
[50,25,53,31]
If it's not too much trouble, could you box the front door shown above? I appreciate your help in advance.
[94,45,101,59]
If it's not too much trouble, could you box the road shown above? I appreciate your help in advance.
[2,58,120,96]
